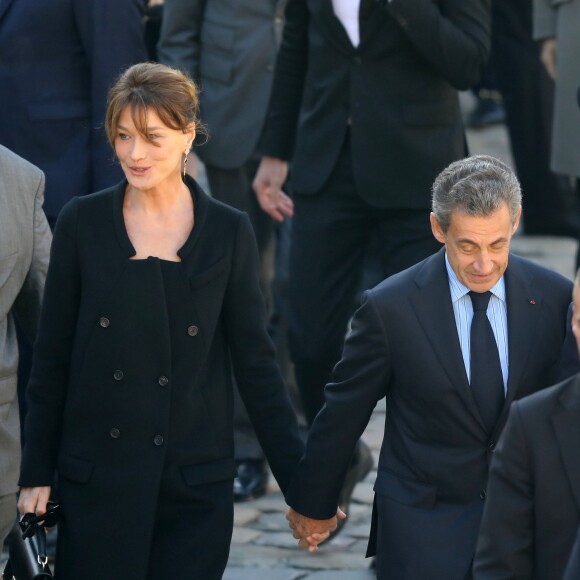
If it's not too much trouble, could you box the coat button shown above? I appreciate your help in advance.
[113,370,124,381]
[153,435,164,446]
[99,317,110,328]
[488,442,496,452]
[187,325,198,337]
[110,428,121,439]
[158,376,169,387]
[479,490,487,500]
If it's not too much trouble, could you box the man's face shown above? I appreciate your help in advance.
[571,287,580,356]
[430,202,521,293]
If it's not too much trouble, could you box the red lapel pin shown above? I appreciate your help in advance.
[529,299,536,305]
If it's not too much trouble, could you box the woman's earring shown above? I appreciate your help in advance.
[183,151,188,178]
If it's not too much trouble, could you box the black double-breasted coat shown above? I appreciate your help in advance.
[19,177,304,578]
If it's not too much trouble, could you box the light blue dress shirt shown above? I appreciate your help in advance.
[445,254,509,393]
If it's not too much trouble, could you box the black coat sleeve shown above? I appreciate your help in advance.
[223,213,304,494]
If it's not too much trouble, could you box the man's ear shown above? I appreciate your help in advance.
[512,207,522,234]
[430,212,446,244]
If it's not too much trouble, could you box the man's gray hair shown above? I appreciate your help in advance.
[431,155,522,232]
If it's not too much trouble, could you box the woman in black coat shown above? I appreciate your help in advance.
[17,62,304,579]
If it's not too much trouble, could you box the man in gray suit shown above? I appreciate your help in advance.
[0,145,51,547]
[158,0,287,501]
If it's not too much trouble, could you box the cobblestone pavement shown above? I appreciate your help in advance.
[2,96,577,578]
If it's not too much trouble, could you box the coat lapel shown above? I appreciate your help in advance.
[552,377,580,512]
[410,249,486,431]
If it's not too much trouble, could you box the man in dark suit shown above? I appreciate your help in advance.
[0,0,147,227]
[253,0,491,501]
[157,0,289,501]
[473,269,580,579]
[285,156,572,579]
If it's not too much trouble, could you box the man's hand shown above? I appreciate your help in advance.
[253,156,293,222]
[541,38,557,80]
[286,507,347,552]
[18,486,52,516]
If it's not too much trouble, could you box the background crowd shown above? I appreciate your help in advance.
[1,0,580,578]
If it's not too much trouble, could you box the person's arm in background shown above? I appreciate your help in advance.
[253,0,309,221]
[74,0,148,192]
[381,0,491,90]
[533,0,557,80]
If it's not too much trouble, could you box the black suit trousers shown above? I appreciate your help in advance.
[288,131,441,424]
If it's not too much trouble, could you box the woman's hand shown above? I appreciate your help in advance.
[18,486,52,516]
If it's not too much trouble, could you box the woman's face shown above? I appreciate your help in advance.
[114,106,194,193]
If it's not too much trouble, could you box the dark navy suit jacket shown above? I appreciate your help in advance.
[0,0,147,221]
[286,248,572,579]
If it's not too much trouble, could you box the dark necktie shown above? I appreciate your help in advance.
[469,291,505,433]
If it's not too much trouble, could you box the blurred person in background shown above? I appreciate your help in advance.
[0,145,51,550]
[534,0,580,264]
[491,0,578,238]
[0,0,147,228]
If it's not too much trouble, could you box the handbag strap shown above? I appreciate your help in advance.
[33,527,48,569]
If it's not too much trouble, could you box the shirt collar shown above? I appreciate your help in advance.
[445,252,506,304]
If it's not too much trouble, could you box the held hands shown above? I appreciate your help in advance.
[17,486,52,517]
[252,157,293,222]
[286,507,347,552]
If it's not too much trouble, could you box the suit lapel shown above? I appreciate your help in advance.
[311,0,356,55]
[552,378,580,512]
[410,249,486,431]
[502,256,542,407]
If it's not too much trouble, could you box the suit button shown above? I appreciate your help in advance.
[397,15,407,27]
[187,325,198,337]
[99,317,110,328]
[153,435,164,446]
[110,428,121,439]
[488,442,496,452]
[113,370,124,381]
[479,490,487,500]
[158,376,169,387]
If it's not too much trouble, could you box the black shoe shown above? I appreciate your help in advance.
[322,439,374,544]
[467,97,506,129]
[233,459,268,502]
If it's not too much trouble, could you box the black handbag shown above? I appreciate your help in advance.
[2,503,60,580]
[2,523,52,580]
